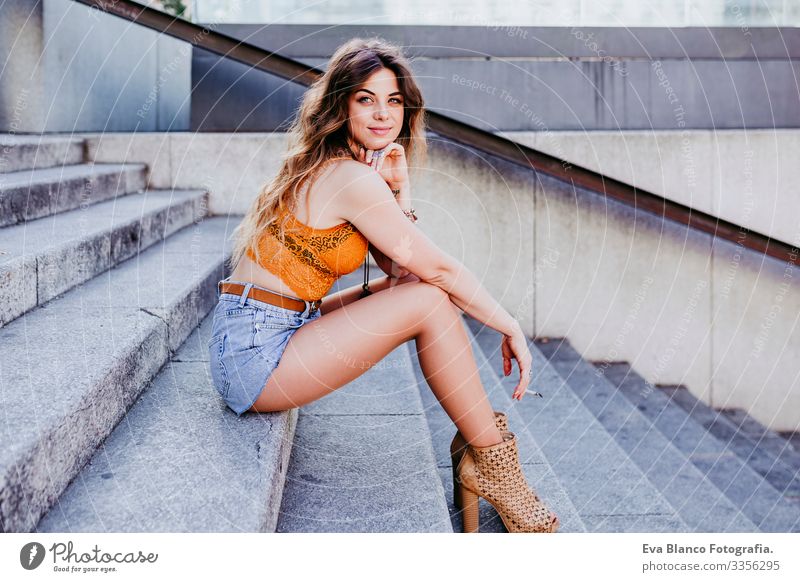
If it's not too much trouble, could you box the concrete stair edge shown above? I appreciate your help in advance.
[465,320,693,532]
[0,216,231,532]
[0,134,85,174]
[0,162,149,227]
[0,189,209,329]
[533,341,759,532]
[554,340,800,532]
[657,383,800,498]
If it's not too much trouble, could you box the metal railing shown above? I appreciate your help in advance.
[73,0,798,265]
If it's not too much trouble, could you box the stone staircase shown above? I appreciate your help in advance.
[3,133,799,533]
[0,134,222,532]
[535,339,800,532]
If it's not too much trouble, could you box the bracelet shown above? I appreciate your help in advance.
[391,188,401,197]
[403,207,418,222]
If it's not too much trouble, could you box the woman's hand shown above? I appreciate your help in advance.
[356,142,409,189]
[501,326,537,400]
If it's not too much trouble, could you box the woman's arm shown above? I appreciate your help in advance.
[319,272,418,315]
[334,163,532,398]
[370,182,412,278]
[370,243,410,279]
[334,163,520,337]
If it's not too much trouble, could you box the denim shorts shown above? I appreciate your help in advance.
[207,279,322,416]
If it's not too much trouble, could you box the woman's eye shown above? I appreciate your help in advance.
[358,97,403,104]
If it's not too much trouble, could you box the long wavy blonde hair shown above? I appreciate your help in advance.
[229,36,428,273]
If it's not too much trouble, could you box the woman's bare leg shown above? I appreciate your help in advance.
[323,272,463,316]
[249,280,504,448]
[320,273,410,315]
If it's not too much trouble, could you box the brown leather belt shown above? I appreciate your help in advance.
[218,282,322,314]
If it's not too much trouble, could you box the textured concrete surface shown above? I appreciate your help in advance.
[0,216,231,532]
[0,189,207,328]
[658,381,800,501]
[710,236,800,431]
[37,312,297,533]
[537,342,757,532]
[596,346,800,532]
[193,25,800,132]
[466,318,687,532]
[534,171,714,401]
[277,412,452,532]
[505,129,800,248]
[0,162,147,227]
[721,408,800,474]
[0,135,84,173]
[278,270,452,532]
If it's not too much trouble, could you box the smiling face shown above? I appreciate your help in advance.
[346,67,405,154]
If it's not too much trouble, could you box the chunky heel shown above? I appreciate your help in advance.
[460,487,480,533]
[454,430,559,533]
[451,461,463,509]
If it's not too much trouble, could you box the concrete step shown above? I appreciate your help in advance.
[410,316,585,533]
[276,272,452,532]
[594,357,800,532]
[718,408,800,475]
[528,340,756,532]
[0,134,84,174]
[777,430,800,457]
[0,217,231,533]
[0,188,208,328]
[36,301,299,532]
[660,383,800,503]
[0,162,146,227]
[465,320,686,532]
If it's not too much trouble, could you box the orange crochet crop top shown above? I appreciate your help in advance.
[246,206,369,302]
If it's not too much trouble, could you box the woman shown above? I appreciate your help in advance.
[207,37,558,533]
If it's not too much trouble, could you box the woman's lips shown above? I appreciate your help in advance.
[369,127,391,136]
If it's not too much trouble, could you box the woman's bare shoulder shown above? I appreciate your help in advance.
[312,158,364,194]
[324,159,385,216]
[325,157,365,177]
[327,158,384,189]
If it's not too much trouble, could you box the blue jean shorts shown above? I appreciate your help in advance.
[207,279,322,416]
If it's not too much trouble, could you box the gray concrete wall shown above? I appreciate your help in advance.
[502,129,800,249]
[191,24,800,132]
[0,0,46,132]
[78,130,800,432]
[0,0,190,133]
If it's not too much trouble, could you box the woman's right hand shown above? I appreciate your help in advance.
[501,325,535,400]
[355,142,409,189]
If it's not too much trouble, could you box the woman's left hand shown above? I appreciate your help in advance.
[359,142,409,189]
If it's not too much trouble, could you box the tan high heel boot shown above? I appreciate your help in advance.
[450,411,507,509]
[454,430,560,533]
